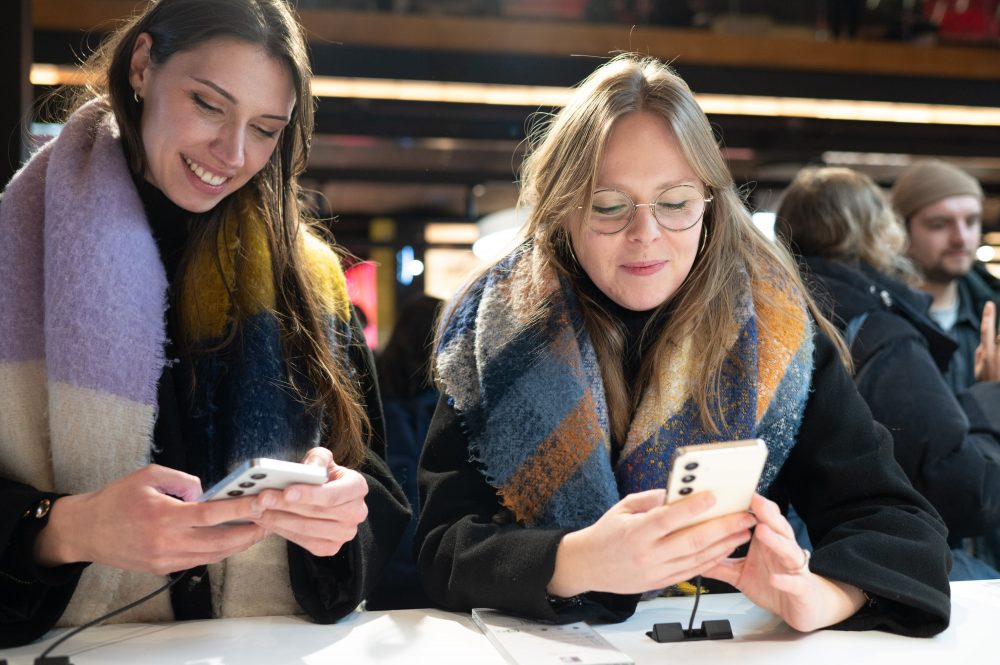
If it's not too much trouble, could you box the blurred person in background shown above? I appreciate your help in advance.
[367,295,443,609]
[776,166,1000,581]
[893,160,1000,570]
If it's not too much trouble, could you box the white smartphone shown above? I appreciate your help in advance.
[664,438,768,526]
[198,458,328,502]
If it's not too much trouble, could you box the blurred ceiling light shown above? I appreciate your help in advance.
[473,207,528,261]
[751,211,776,240]
[29,63,90,86]
[976,244,997,263]
[311,76,570,107]
[822,151,913,166]
[696,95,1000,126]
[31,63,1000,126]
[425,222,479,245]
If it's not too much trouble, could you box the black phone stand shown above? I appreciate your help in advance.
[647,619,734,643]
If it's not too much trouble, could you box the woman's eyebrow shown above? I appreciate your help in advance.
[191,77,290,122]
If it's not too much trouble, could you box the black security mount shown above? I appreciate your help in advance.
[647,619,734,642]
[646,575,734,644]
[35,657,73,665]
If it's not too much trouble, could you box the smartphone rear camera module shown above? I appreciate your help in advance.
[679,487,693,495]
[682,475,695,483]
[684,462,699,471]
[251,473,267,480]
[238,481,255,488]
[226,490,244,497]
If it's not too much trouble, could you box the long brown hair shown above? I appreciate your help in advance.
[775,166,918,284]
[74,0,367,467]
[488,54,848,443]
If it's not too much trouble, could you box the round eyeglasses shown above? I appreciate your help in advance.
[584,184,713,235]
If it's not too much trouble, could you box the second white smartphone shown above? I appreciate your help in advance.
[664,438,768,526]
[198,458,328,502]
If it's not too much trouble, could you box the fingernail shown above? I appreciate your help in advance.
[286,488,300,502]
[250,499,262,515]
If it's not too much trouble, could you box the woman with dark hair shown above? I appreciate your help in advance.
[775,166,1000,581]
[0,0,408,646]
[415,55,951,636]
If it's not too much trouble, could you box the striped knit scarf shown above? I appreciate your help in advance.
[0,100,351,625]
[436,241,814,530]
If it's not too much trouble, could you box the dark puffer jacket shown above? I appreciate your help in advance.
[801,256,1000,541]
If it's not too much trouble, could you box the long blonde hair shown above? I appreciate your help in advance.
[508,54,847,442]
[775,166,917,283]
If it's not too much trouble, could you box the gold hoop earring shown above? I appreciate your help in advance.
[133,90,142,104]
[698,222,708,255]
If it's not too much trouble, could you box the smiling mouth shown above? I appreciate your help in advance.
[184,156,230,187]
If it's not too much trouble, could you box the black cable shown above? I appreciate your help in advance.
[35,568,193,664]
[686,575,702,633]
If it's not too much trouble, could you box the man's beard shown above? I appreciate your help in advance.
[921,260,971,285]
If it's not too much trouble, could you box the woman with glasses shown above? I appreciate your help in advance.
[415,54,951,635]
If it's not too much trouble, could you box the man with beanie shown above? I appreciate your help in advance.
[891,159,1000,394]
[892,159,1000,573]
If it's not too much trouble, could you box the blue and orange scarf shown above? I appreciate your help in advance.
[436,240,814,529]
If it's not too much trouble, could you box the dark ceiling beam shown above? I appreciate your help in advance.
[295,9,1000,82]
[32,2,1000,82]
[303,166,515,186]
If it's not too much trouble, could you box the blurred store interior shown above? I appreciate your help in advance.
[8,0,1000,346]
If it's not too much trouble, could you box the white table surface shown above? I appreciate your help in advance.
[3,580,997,664]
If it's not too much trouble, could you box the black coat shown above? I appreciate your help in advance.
[415,326,952,637]
[801,256,1000,540]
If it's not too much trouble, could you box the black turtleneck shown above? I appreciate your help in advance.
[136,181,212,619]
[136,181,192,474]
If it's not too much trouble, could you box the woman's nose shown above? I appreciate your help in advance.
[626,204,662,242]
[212,123,245,170]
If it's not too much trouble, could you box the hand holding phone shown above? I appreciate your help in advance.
[198,458,328,503]
[665,438,767,527]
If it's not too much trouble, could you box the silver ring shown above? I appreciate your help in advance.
[791,548,811,574]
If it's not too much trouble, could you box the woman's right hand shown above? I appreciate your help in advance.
[546,489,757,597]
[34,464,266,575]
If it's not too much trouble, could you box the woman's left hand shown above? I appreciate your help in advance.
[702,494,866,632]
[249,447,369,557]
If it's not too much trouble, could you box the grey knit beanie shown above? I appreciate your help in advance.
[890,159,983,220]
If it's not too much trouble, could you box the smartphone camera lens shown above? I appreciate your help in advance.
[238,481,255,489]
[227,490,244,497]
[682,475,695,483]
[250,473,267,480]
[684,462,699,471]
[679,487,693,495]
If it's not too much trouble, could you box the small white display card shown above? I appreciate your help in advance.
[471,608,634,665]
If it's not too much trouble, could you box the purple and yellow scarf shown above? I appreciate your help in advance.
[0,100,350,626]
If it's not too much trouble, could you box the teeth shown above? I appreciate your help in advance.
[184,157,229,187]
